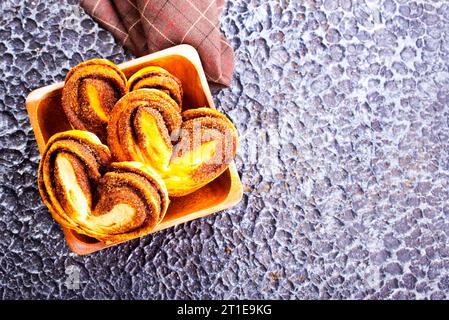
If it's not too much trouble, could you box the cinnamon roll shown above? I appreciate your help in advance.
[38,130,169,243]
[61,59,128,141]
[107,89,238,196]
[127,66,183,109]
[107,89,182,171]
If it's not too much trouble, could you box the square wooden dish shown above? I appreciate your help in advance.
[26,44,243,255]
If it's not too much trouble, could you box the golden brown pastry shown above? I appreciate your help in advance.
[61,59,128,141]
[107,89,238,196]
[38,130,169,243]
[127,66,183,109]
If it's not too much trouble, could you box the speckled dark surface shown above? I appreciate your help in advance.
[1,0,449,299]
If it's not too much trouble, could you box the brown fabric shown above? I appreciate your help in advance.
[80,0,234,88]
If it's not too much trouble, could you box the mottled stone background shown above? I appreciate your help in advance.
[1,0,449,299]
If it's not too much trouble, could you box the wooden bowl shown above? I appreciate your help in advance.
[26,44,243,255]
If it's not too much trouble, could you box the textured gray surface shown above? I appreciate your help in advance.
[0,0,449,299]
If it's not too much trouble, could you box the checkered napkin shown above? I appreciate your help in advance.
[80,0,234,88]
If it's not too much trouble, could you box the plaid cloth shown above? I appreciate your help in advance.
[80,0,234,88]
